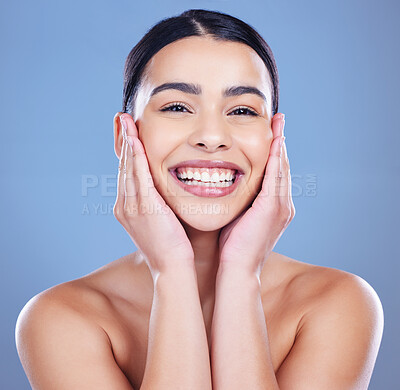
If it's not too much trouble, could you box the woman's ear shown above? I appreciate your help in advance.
[113,112,124,159]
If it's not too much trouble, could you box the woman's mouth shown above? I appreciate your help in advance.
[169,167,244,197]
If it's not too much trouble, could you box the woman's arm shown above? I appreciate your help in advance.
[211,266,279,389]
[140,265,212,390]
[211,269,384,390]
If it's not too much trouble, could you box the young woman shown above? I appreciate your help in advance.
[16,9,384,390]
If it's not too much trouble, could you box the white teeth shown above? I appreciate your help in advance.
[176,168,237,183]
[201,171,210,182]
[182,179,232,187]
[210,172,219,182]
[193,171,201,180]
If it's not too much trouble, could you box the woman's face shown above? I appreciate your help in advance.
[131,36,274,232]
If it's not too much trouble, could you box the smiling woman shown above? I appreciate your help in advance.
[15,8,383,390]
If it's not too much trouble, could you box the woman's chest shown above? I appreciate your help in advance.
[105,293,302,389]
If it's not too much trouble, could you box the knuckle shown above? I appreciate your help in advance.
[277,205,292,225]
[291,204,296,218]
[123,202,138,216]
[113,204,124,221]
[284,205,296,226]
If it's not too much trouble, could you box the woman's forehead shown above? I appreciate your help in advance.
[144,36,271,89]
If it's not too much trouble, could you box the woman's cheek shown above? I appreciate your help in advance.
[241,134,271,195]
[241,127,271,163]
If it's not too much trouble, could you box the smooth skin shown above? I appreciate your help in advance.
[15,36,384,389]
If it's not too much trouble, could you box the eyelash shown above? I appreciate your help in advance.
[160,102,259,117]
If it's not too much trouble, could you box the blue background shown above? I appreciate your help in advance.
[1,0,399,388]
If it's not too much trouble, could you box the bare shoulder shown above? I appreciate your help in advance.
[15,277,114,330]
[15,252,143,342]
[285,255,384,320]
[15,260,136,389]
[295,257,385,350]
[269,252,383,312]
[270,253,385,389]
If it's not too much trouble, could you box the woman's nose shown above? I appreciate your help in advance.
[187,114,233,152]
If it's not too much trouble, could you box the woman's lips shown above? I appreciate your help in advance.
[169,159,244,174]
[168,168,243,198]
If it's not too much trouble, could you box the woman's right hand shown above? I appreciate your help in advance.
[113,113,195,279]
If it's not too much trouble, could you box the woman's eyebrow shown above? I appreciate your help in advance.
[149,82,267,102]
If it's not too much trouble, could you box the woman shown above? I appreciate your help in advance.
[16,9,384,390]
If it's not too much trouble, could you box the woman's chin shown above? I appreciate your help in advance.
[171,202,235,232]
[180,218,225,232]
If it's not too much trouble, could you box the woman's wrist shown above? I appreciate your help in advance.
[216,262,262,292]
[217,259,262,284]
[152,259,197,285]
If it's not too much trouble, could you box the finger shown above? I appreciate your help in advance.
[121,114,158,204]
[123,121,138,204]
[276,136,287,199]
[114,123,127,218]
[276,119,289,199]
[129,136,158,203]
[282,139,295,219]
[278,137,291,201]
[271,113,285,138]
[261,134,284,197]
[262,113,286,195]
[124,134,139,219]
[282,140,290,191]
[123,113,139,139]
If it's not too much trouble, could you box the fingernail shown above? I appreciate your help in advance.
[120,115,127,138]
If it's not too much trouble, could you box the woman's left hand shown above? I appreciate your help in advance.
[218,113,295,278]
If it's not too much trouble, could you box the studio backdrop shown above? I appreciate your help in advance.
[1,0,399,388]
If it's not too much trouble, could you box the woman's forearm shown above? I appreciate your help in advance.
[211,266,280,390]
[140,264,212,390]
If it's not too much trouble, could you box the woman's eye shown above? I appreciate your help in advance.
[160,103,190,113]
[229,107,258,116]
[160,103,258,116]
